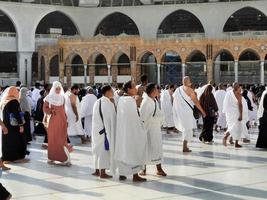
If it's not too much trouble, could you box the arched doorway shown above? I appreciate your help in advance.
[36,11,79,36]
[161,51,182,85]
[238,49,260,84]
[95,54,108,76]
[0,52,17,73]
[139,52,157,83]
[185,50,207,84]
[223,7,267,37]
[157,10,204,38]
[0,10,17,84]
[114,53,131,84]
[71,55,84,76]
[213,50,235,84]
[94,12,139,36]
[117,54,131,76]
[49,55,59,76]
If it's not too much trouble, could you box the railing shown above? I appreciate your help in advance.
[35,34,64,39]
[0,0,260,7]
[157,32,205,40]
[0,32,16,38]
[225,31,267,39]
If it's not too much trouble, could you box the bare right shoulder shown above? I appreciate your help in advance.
[184,86,194,96]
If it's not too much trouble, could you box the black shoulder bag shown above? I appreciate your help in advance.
[179,88,200,120]
[99,100,110,151]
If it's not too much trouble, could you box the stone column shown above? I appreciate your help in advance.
[112,64,118,84]
[182,63,186,79]
[157,63,161,85]
[84,64,88,87]
[260,60,264,85]
[107,64,111,84]
[18,51,33,86]
[234,60,238,82]
[89,64,95,85]
[206,59,214,83]
[44,56,50,84]
[131,61,137,82]
[59,62,65,84]
[66,65,72,88]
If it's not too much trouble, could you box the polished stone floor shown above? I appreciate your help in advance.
[1,128,267,200]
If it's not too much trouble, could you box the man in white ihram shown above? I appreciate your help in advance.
[64,85,86,144]
[91,85,116,179]
[80,87,97,141]
[114,80,147,182]
[223,82,245,148]
[160,85,175,132]
[173,76,206,152]
[214,83,227,131]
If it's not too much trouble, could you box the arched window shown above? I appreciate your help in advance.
[95,12,139,36]
[158,10,204,37]
[224,7,267,32]
[36,11,78,35]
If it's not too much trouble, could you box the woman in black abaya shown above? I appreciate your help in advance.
[256,90,267,148]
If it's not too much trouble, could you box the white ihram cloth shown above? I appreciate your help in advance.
[241,97,250,139]
[91,96,116,172]
[64,91,85,136]
[173,86,195,141]
[160,90,174,128]
[140,96,163,165]
[114,96,147,175]
[80,94,97,137]
[214,89,227,128]
[247,91,257,122]
[113,90,121,107]
[31,88,41,109]
[223,90,247,141]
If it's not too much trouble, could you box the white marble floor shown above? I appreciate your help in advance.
[1,128,267,200]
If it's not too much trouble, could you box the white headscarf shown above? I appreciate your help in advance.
[19,87,31,113]
[44,81,64,106]
[257,88,267,120]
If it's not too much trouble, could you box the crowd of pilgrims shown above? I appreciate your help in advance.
[1,75,267,199]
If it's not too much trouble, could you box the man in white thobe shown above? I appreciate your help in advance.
[64,85,86,144]
[91,85,116,179]
[114,80,147,182]
[140,83,167,177]
[80,87,97,141]
[223,82,244,148]
[214,84,227,131]
[247,87,257,125]
[160,85,175,131]
[173,76,206,152]
[31,83,41,109]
